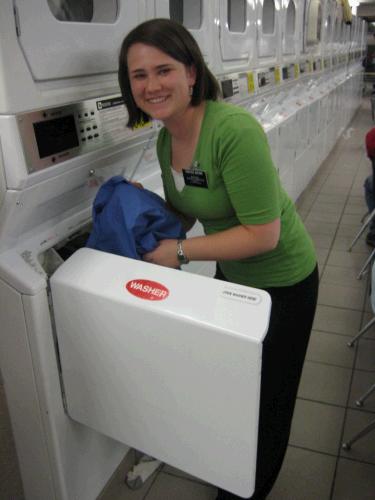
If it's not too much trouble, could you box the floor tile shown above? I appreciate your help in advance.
[344,203,367,216]
[289,399,345,455]
[298,361,352,406]
[336,223,367,238]
[305,211,342,224]
[332,458,375,500]
[321,265,368,289]
[317,282,366,311]
[145,472,217,500]
[340,213,366,226]
[309,232,335,250]
[297,209,309,221]
[319,184,351,196]
[312,305,362,336]
[332,234,369,254]
[311,201,346,215]
[306,330,356,368]
[314,192,347,206]
[304,220,339,236]
[326,249,371,271]
[315,247,330,268]
[295,191,317,212]
[356,339,375,371]
[267,446,336,500]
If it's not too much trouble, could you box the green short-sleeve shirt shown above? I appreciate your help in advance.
[157,100,316,288]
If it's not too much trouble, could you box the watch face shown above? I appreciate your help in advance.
[177,241,188,264]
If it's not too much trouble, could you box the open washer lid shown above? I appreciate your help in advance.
[50,248,271,497]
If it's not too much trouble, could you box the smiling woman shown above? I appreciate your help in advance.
[117,18,318,500]
[118,18,220,128]
[127,43,197,126]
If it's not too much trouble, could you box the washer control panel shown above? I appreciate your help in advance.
[17,94,152,173]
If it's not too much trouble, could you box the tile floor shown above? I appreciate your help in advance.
[1,99,375,500]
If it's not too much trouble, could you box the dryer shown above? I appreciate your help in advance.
[154,0,219,72]
[0,0,155,113]
[216,0,257,74]
[281,0,303,62]
[303,0,323,57]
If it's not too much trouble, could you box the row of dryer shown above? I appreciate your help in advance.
[0,0,366,115]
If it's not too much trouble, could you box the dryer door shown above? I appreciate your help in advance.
[14,0,150,81]
[303,0,322,53]
[50,248,271,498]
[218,0,256,71]
[282,0,298,56]
[257,0,279,59]
[155,0,213,65]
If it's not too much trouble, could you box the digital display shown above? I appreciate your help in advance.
[258,73,267,87]
[33,115,79,159]
[221,80,234,98]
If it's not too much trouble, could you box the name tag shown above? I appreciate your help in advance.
[182,168,208,188]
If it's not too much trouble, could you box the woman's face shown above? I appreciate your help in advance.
[127,43,196,125]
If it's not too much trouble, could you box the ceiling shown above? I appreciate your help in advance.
[358,1,375,23]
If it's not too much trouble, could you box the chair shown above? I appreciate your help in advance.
[342,416,375,451]
[348,208,375,253]
[347,261,375,347]
[342,382,375,450]
[348,159,375,279]
[342,263,375,451]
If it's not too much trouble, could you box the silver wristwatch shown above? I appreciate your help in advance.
[177,239,189,265]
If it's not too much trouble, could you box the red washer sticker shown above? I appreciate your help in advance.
[125,279,169,301]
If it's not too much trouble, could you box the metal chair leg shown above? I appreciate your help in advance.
[356,382,375,407]
[347,316,375,347]
[357,248,375,280]
[342,418,375,451]
[348,208,375,252]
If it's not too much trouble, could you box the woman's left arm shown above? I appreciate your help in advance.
[143,218,280,268]
[145,111,281,268]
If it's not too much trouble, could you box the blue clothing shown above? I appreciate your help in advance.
[86,176,185,259]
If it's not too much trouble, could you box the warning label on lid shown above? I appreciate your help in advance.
[221,286,261,305]
[125,279,169,301]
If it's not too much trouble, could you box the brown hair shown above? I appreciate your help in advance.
[118,18,221,128]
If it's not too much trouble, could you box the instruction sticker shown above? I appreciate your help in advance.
[221,286,261,305]
[125,279,169,301]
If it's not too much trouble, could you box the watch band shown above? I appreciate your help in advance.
[177,239,189,265]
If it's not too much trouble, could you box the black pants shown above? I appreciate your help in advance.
[215,264,319,500]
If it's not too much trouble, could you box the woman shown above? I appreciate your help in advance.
[119,18,318,500]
